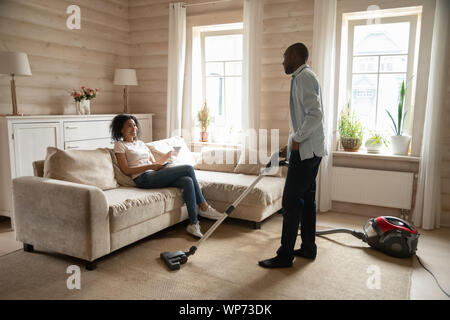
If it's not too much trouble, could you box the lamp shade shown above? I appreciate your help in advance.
[0,51,32,76]
[113,69,138,86]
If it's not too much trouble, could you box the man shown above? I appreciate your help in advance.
[259,43,327,268]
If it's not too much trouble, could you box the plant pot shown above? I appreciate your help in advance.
[76,99,90,115]
[340,137,361,152]
[365,139,383,154]
[390,135,411,155]
[200,131,208,142]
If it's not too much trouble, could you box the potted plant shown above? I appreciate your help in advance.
[338,103,364,152]
[365,131,389,154]
[386,80,410,155]
[197,101,211,142]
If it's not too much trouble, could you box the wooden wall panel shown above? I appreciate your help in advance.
[128,0,168,141]
[13,0,129,31]
[261,0,315,148]
[0,0,129,116]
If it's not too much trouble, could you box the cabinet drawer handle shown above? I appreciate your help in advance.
[65,126,79,129]
[67,146,79,149]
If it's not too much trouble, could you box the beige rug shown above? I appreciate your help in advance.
[0,214,412,299]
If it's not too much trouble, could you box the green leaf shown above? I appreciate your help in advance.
[386,110,398,135]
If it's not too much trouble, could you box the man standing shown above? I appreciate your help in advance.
[259,43,327,268]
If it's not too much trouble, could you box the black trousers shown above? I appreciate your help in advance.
[276,151,322,260]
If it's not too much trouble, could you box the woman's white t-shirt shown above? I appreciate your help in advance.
[114,140,155,179]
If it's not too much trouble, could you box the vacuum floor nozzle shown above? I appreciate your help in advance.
[160,250,188,270]
[160,246,197,270]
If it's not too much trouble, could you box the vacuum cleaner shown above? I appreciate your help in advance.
[161,152,286,270]
[316,216,419,258]
[160,151,420,270]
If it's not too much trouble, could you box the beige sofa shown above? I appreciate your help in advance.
[12,137,285,270]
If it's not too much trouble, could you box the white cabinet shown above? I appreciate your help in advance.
[12,122,61,177]
[65,138,113,150]
[63,120,114,150]
[63,120,111,142]
[0,114,153,221]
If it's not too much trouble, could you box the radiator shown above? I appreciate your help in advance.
[332,167,414,210]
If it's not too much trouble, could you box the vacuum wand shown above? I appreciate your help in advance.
[160,151,288,271]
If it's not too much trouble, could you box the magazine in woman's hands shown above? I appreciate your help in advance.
[164,146,181,166]
[172,146,181,157]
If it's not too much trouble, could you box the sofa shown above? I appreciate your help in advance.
[12,137,285,270]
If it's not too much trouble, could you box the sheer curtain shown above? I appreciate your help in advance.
[412,0,449,230]
[242,0,263,132]
[166,2,186,138]
[311,0,337,212]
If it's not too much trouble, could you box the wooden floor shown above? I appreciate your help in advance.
[0,213,449,300]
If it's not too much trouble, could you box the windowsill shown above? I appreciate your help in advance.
[333,150,420,162]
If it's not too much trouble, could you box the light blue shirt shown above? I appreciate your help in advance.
[287,64,328,160]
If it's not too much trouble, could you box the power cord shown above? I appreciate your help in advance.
[416,255,450,298]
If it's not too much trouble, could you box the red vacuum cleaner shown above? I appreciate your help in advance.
[316,216,419,258]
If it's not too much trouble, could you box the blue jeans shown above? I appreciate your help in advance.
[133,165,206,224]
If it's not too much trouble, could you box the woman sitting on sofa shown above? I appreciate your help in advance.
[111,114,223,238]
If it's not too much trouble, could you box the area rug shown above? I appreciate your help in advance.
[0,214,412,299]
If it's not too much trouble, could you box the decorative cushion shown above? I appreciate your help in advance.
[233,149,282,177]
[32,160,45,177]
[107,149,136,187]
[43,147,118,190]
[194,147,240,173]
[146,136,195,166]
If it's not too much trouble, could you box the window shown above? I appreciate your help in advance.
[343,10,421,138]
[199,27,243,143]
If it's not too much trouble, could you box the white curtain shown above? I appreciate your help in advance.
[312,0,337,212]
[413,0,449,230]
[242,0,263,132]
[167,2,186,138]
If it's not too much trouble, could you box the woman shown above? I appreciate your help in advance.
[110,114,223,238]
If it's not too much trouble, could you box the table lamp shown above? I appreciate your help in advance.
[0,51,32,116]
[113,69,138,113]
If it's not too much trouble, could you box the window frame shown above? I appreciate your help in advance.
[200,28,243,129]
[346,15,419,136]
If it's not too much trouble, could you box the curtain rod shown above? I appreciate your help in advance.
[182,0,233,8]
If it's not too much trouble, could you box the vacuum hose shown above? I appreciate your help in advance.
[316,228,367,242]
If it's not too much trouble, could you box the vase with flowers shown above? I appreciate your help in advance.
[69,86,99,115]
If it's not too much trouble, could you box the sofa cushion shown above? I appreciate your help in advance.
[104,187,185,232]
[194,147,240,173]
[195,170,285,207]
[107,149,136,187]
[33,160,45,177]
[234,149,282,177]
[44,147,118,190]
[146,136,195,166]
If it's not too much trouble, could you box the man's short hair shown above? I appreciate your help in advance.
[289,43,309,62]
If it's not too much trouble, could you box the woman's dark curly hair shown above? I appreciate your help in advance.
[110,114,141,141]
